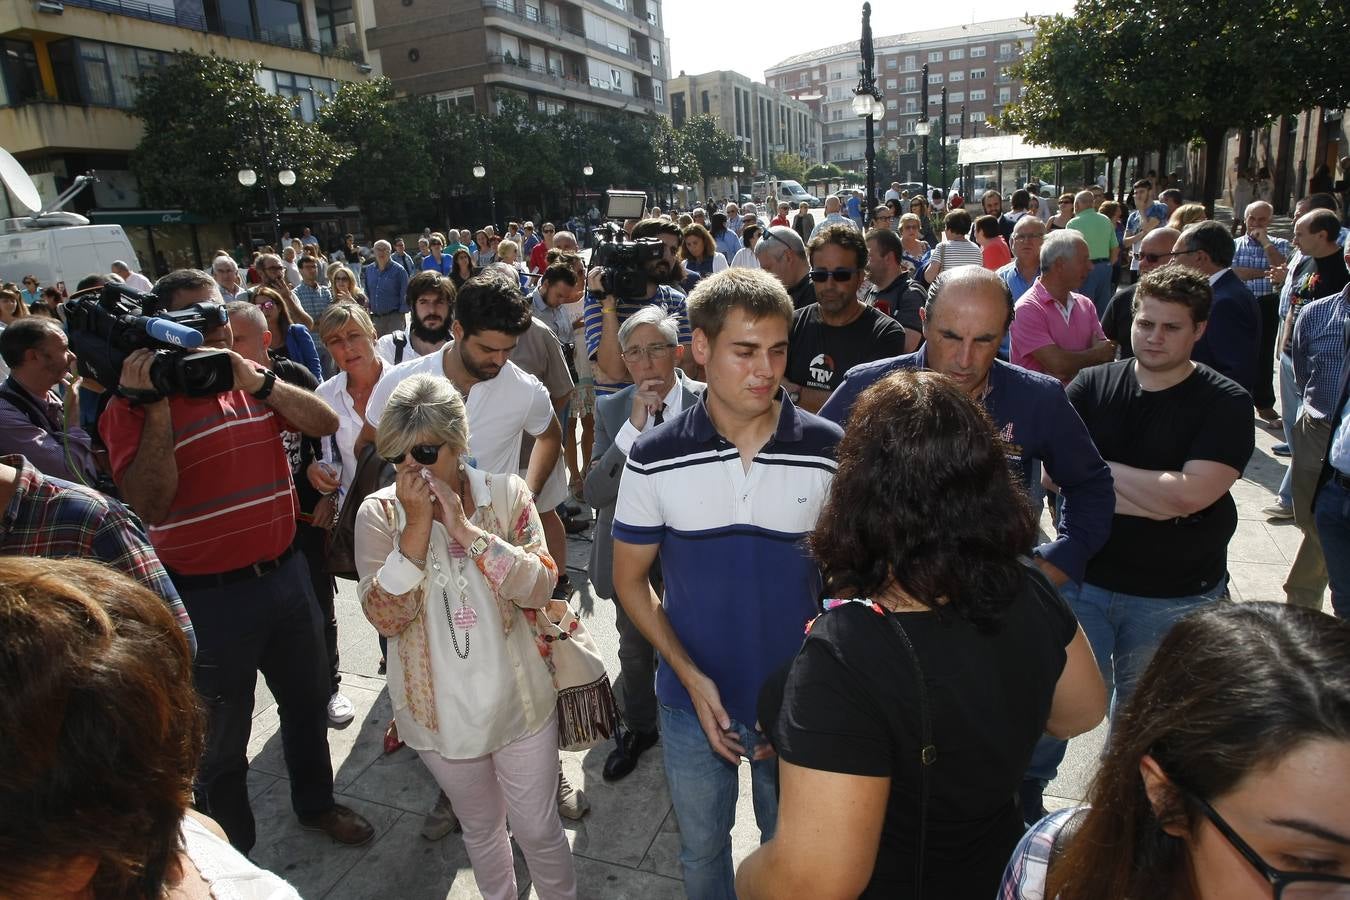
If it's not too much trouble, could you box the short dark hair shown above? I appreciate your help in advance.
[406,270,455,311]
[453,272,533,337]
[1133,263,1212,324]
[1010,188,1031,211]
[0,558,201,898]
[1179,220,1236,267]
[1132,178,1153,191]
[1159,188,1183,205]
[944,209,973,235]
[75,273,107,293]
[807,223,868,270]
[973,214,1002,240]
[686,268,793,341]
[810,369,1036,630]
[631,218,681,242]
[153,269,216,308]
[1303,208,1342,245]
[865,227,903,263]
[0,316,62,368]
[541,261,578,288]
[1306,192,1339,212]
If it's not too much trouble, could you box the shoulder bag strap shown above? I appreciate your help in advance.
[881,612,936,900]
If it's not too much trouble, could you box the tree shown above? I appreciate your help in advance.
[131,52,345,222]
[770,152,810,184]
[678,114,738,199]
[807,163,845,182]
[1003,0,1350,212]
[649,115,699,206]
[317,78,432,235]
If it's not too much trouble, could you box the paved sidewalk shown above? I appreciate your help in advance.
[244,404,1323,898]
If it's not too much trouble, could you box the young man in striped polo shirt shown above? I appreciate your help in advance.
[612,268,842,900]
[99,269,372,855]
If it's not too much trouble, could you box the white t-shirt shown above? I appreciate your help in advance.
[366,351,554,477]
[374,331,433,365]
[180,813,300,899]
[123,271,155,292]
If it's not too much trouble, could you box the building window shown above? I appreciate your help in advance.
[970,68,985,79]
[885,56,897,69]
[0,39,43,106]
[671,91,686,126]
[928,72,942,84]
[929,96,939,106]
[902,76,914,91]
[969,88,986,101]
[904,55,916,70]
[314,0,357,52]
[435,87,476,112]
[886,99,896,109]
[971,110,987,122]
[886,120,897,131]
[998,87,1011,102]
[949,48,964,60]
[75,40,168,109]
[971,46,987,57]
[254,0,307,45]
[653,82,663,103]
[999,42,1011,57]
[949,91,964,102]
[927,50,943,62]
[905,98,916,112]
[885,78,896,90]
[948,114,960,125]
[949,71,964,82]
[269,69,337,120]
[701,89,709,113]
[906,119,916,133]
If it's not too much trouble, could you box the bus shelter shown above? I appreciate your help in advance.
[955,134,1104,200]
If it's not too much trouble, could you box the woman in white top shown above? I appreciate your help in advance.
[310,303,386,502]
[731,223,765,268]
[356,374,577,900]
[0,556,300,900]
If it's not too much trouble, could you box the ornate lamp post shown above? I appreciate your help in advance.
[940,86,949,198]
[237,165,295,249]
[851,2,884,227]
[916,63,931,194]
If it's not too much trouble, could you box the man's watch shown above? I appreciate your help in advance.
[466,533,490,558]
[251,368,277,401]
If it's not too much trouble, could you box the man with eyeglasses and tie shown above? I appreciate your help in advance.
[783,225,907,413]
[585,306,703,783]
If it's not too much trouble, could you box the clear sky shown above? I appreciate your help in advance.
[664,0,1078,83]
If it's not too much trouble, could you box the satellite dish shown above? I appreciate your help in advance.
[0,147,42,213]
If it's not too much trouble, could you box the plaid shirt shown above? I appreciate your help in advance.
[294,282,333,323]
[1292,284,1350,418]
[0,454,195,654]
[1233,234,1290,297]
[999,806,1081,899]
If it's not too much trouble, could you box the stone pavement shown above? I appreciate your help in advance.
[244,399,1325,898]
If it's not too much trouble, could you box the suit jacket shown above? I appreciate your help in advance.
[1191,269,1260,394]
[584,372,704,599]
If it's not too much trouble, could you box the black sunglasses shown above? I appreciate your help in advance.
[1185,789,1350,898]
[383,443,445,466]
[808,267,861,283]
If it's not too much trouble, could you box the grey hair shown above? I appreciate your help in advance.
[375,374,471,464]
[755,225,806,261]
[110,260,130,273]
[618,305,680,349]
[1073,189,1095,210]
[1040,230,1088,272]
[373,240,392,253]
[212,255,238,273]
[225,299,266,332]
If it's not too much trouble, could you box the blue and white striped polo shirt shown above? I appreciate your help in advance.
[613,391,842,725]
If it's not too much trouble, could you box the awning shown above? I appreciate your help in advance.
[88,209,212,225]
[957,135,1101,166]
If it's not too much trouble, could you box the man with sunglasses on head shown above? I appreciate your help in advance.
[783,225,907,413]
[98,269,371,855]
[754,225,816,309]
[1102,227,1180,360]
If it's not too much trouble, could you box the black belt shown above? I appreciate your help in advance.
[1091,257,1109,263]
[168,545,297,591]
[1334,469,1350,490]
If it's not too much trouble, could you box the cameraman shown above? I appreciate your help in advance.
[584,218,694,395]
[97,269,371,854]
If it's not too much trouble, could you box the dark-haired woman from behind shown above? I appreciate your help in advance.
[1001,601,1350,900]
[737,370,1106,900]
[0,557,300,899]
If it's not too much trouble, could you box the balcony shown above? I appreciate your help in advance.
[0,101,143,156]
[481,0,652,76]
[60,0,363,60]
[484,52,657,110]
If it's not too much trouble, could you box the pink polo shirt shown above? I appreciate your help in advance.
[1010,279,1105,384]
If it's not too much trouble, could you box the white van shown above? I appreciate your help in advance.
[751,179,822,209]
[0,219,141,293]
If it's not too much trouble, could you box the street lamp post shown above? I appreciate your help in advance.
[660,130,680,212]
[732,160,745,205]
[472,161,497,230]
[582,162,593,213]
[852,2,884,227]
[237,165,295,249]
[940,86,949,199]
[917,64,930,194]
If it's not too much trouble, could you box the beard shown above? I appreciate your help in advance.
[411,312,451,345]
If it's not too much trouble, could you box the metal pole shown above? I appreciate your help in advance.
[859,1,878,226]
[920,64,929,190]
[940,87,948,196]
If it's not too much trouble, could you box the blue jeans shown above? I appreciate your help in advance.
[1023,578,1226,809]
[1084,261,1114,317]
[1314,477,1350,618]
[660,703,778,900]
[1278,353,1300,508]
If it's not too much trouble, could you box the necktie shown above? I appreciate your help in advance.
[653,404,666,427]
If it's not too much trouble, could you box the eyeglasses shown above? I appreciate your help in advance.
[1185,791,1350,898]
[543,228,555,234]
[808,267,861,283]
[255,299,277,311]
[874,214,895,221]
[383,443,446,466]
[1139,251,1172,263]
[620,343,676,363]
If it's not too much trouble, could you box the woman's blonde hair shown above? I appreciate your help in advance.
[316,301,376,345]
[1168,202,1208,229]
[376,374,471,464]
[497,240,520,262]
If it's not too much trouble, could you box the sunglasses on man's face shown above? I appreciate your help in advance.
[384,443,446,466]
[809,267,861,283]
[1139,251,1172,264]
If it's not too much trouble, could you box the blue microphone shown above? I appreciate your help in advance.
[141,316,205,349]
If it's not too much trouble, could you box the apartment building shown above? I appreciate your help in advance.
[366,0,668,121]
[0,0,375,269]
[766,18,1034,169]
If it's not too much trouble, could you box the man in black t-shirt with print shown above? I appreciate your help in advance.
[1063,265,1253,721]
[784,224,907,413]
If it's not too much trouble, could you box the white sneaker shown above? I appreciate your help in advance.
[557,765,590,820]
[327,692,355,725]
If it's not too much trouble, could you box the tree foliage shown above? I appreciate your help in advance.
[679,114,738,197]
[1002,0,1350,209]
[770,152,810,183]
[131,52,346,221]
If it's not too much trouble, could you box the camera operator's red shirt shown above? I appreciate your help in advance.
[100,390,297,575]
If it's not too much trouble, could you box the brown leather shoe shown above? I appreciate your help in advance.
[298,804,375,845]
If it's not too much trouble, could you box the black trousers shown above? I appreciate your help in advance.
[1255,292,1280,410]
[183,551,334,853]
[297,522,340,694]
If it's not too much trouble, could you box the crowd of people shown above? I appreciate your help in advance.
[3,174,1350,900]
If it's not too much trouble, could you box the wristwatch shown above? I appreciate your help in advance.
[251,368,277,401]
[466,533,490,558]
